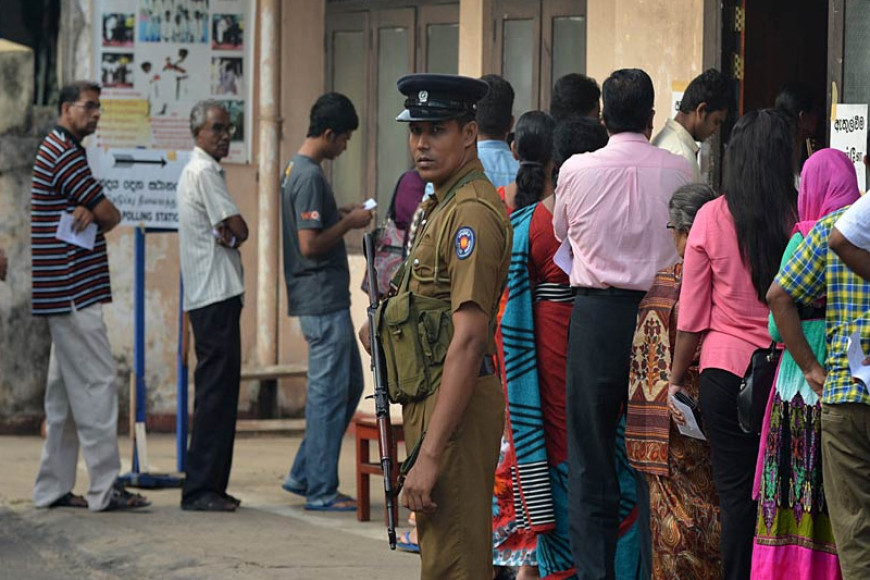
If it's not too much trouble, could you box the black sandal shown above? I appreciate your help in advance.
[181,492,237,512]
[104,484,151,511]
[48,492,88,508]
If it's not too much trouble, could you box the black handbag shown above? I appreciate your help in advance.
[737,342,782,434]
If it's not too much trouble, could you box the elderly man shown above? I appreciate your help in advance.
[32,81,149,512]
[178,100,248,512]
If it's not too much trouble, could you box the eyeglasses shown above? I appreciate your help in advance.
[72,101,101,112]
[207,123,237,136]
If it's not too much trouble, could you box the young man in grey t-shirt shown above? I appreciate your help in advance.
[280,93,372,511]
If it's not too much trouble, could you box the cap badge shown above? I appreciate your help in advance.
[418,90,429,103]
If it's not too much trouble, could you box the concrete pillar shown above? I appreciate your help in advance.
[256,0,281,368]
[0,41,34,134]
[0,40,53,432]
[59,0,92,83]
[458,0,493,77]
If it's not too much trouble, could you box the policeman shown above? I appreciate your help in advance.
[362,74,512,578]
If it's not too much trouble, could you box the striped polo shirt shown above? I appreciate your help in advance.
[31,126,112,316]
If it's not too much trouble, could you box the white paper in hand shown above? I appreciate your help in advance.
[363,198,378,211]
[554,239,573,276]
[56,212,97,250]
[670,395,706,441]
[846,330,870,386]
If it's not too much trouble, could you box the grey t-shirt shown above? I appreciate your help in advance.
[280,154,350,316]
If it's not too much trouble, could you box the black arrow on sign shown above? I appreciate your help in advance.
[113,154,167,167]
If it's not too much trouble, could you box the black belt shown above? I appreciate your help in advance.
[480,357,496,376]
[572,287,647,298]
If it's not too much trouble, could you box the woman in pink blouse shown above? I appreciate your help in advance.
[668,109,798,580]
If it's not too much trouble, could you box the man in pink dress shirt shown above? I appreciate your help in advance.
[553,68,692,580]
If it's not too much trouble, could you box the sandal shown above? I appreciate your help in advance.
[104,484,151,511]
[181,492,236,512]
[48,492,88,509]
[396,530,420,553]
[305,492,357,512]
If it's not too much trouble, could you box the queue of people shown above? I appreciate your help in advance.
[363,69,869,580]
[27,66,870,580]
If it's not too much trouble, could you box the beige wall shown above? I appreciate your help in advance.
[587,0,706,136]
[39,0,708,426]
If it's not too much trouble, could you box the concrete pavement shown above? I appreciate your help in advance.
[0,433,420,579]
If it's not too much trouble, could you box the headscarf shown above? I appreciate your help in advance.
[795,148,861,236]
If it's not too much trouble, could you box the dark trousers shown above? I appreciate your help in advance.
[182,296,242,503]
[633,470,652,577]
[698,368,759,580]
[566,291,645,580]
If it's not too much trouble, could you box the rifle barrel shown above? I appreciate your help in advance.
[363,232,398,550]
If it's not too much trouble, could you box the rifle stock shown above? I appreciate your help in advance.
[362,232,398,550]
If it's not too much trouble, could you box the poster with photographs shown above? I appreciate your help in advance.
[93,0,251,163]
[102,13,135,47]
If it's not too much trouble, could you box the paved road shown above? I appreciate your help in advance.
[0,435,420,579]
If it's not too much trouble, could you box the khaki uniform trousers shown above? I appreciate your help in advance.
[403,373,504,580]
[821,403,870,579]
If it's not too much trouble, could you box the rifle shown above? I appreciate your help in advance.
[362,232,398,550]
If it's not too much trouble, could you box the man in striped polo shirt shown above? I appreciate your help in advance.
[31,81,149,511]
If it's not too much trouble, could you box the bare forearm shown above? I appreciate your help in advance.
[670,330,702,386]
[830,228,870,282]
[224,215,248,243]
[419,332,486,462]
[94,203,121,232]
[300,219,352,258]
[768,284,817,373]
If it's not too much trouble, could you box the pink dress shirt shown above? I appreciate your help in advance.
[553,132,691,291]
[677,196,771,376]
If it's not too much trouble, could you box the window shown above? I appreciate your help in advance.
[494,0,588,115]
[326,1,460,232]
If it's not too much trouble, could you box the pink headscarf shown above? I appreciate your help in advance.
[795,148,861,236]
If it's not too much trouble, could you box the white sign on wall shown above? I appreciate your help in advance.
[830,103,868,193]
[87,147,190,229]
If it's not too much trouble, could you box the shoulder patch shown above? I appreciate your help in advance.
[454,226,475,260]
[300,210,320,221]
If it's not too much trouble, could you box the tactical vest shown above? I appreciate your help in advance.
[376,170,510,405]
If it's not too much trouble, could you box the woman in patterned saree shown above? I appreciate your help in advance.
[493,113,642,579]
[626,183,721,578]
[751,149,860,579]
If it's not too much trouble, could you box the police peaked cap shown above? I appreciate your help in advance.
[396,74,490,122]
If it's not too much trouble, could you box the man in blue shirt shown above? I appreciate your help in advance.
[476,74,519,189]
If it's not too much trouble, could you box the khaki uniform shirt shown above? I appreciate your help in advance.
[399,157,511,579]
[406,159,511,353]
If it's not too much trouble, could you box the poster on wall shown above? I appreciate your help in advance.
[92,0,252,164]
[830,104,868,193]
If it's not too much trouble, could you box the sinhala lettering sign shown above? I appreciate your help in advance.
[830,103,868,193]
[87,148,191,229]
